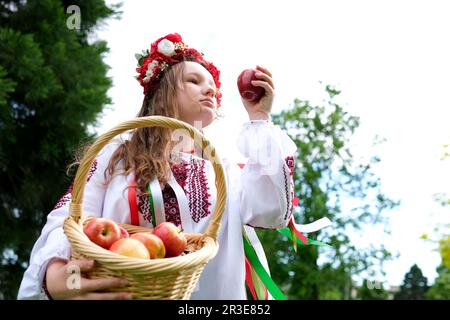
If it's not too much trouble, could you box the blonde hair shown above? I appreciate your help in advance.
[105,62,187,194]
[69,59,218,195]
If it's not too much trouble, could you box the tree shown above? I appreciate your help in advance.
[426,265,450,300]
[394,264,429,300]
[424,146,449,300]
[356,280,389,300]
[257,85,399,299]
[0,0,120,299]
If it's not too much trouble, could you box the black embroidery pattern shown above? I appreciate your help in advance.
[162,185,182,227]
[137,192,152,225]
[285,156,295,220]
[282,165,291,221]
[188,157,212,223]
[285,156,295,176]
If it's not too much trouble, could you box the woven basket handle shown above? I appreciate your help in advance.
[69,116,227,241]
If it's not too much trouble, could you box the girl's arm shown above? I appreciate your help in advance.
[236,120,297,229]
[17,143,127,299]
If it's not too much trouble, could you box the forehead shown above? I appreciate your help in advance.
[183,61,214,81]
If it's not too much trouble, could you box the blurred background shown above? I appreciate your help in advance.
[0,0,449,299]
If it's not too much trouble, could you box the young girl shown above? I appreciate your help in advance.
[18,33,297,300]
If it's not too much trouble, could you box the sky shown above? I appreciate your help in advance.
[91,0,450,287]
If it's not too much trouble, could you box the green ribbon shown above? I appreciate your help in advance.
[147,183,157,228]
[277,228,332,248]
[243,234,287,300]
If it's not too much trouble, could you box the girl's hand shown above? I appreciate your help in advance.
[45,258,131,300]
[241,65,275,121]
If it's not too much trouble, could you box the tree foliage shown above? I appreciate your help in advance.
[426,265,450,300]
[257,85,399,299]
[0,0,120,299]
[356,279,389,300]
[394,264,429,300]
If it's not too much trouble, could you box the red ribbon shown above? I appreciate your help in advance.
[289,216,308,245]
[128,177,139,226]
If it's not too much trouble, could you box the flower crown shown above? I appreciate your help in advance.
[135,33,222,107]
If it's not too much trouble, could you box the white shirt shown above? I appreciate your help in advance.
[17,120,297,300]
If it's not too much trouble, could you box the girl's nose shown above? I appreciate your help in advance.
[203,85,216,97]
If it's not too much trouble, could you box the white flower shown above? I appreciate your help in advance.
[157,39,176,57]
[143,60,159,82]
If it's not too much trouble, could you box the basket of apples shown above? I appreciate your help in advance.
[63,116,227,300]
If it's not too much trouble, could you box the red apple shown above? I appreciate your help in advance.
[119,225,129,239]
[131,232,166,259]
[109,238,150,259]
[237,69,265,102]
[83,218,121,249]
[152,222,187,257]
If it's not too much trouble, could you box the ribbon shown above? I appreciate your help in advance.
[291,217,332,233]
[243,234,287,300]
[243,227,270,300]
[244,257,257,299]
[277,228,332,247]
[148,177,165,226]
[146,183,157,228]
[128,177,140,226]
[289,216,308,244]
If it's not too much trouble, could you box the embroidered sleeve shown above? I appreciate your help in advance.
[236,121,297,229]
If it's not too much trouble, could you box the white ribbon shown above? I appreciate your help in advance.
[292,217,332,233]
[148,177,165,226]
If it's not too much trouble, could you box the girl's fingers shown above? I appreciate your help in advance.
[68,259,95,273]
[256,65,272,78]
[80,277,128,293]
[254,72,274,90]
[251,80,274,96]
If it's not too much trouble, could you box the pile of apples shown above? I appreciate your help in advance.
[83,218,187,259]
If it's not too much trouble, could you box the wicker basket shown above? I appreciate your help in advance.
[63,116,227,299]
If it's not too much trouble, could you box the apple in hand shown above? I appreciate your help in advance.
[131,233,166,259]
[109,238,150,259]
[83,218,122,249]
[152,222,187,257]
[237,69,265,102]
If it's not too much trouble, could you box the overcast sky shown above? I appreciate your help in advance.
[93,0,450,287]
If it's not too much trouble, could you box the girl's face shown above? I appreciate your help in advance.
[177,61,218,128]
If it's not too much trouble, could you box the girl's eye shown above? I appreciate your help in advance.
[188,79,198,84]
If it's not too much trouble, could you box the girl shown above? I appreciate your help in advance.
[18,33,297,300]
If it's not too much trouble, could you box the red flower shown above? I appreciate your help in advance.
[136,33,222,108]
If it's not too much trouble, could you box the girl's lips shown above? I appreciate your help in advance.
[200,100,214,108]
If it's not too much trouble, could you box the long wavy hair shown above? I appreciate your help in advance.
[104,59,216,195]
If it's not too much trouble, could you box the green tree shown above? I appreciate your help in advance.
[424,147,449,300]
[424,213,450,299]
[0,0,120,299]
[394,264,429,300]
[356,280,389,300]
[426,265,450,300]
[257,85,399,299]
